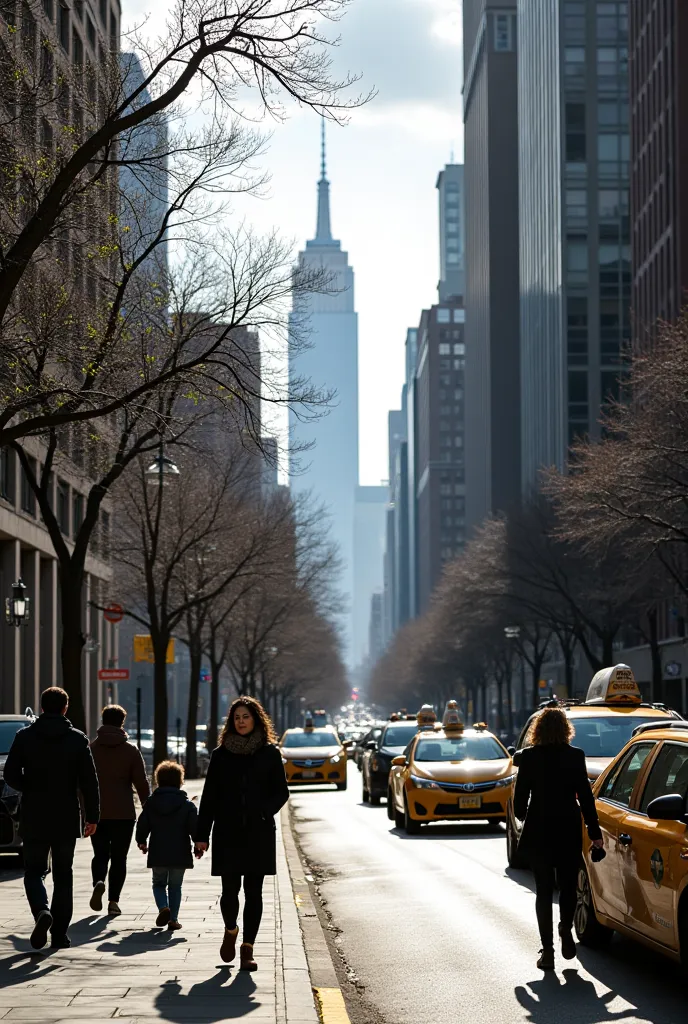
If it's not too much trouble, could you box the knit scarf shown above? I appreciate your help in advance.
[224,729,265,756]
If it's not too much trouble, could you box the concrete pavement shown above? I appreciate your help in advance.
[0,781,320,1024]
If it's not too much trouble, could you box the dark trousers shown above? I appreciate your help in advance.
[220,873,265,944]
[531,855,579,948]
[90,819,135,902]
[23,836,77,939]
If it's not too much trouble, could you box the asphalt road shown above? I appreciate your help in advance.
[289,763,687,1024]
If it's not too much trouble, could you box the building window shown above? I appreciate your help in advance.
[72,492,84,535]
[58,2,69,51]
[453,309,465,323]
[567,239,588,277]
[565,103,586,164]
[99,0,106,25]
[493,13,514,52]
[43,0,53,20]
[20,458,36,515]
[564,46,585,77]
[56,479,69,534]
[565,189,586,221]
[0,448,14,502]
[446,221,458,234]
[101,510,110,558]
[447,254,460,264]
[439,343,450,355]
[437,308,450,323]
[86,14,95,47]
[453,343,465,355]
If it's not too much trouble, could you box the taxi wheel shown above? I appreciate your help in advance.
[336,780,347,791]
[574,864,613,948]
[394,801,405,830]
[370,792,381,806]
[679,904,688,978]
[362,782,370,802]
[404,797,421,835]
[386,790,395,820]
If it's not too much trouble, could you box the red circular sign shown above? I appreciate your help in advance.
[104,603,124,624]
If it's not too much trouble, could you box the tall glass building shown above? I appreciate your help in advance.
[519,0,630,489]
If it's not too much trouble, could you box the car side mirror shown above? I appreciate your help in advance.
[647,793,686,821]
[507,746,516,757]
[391,755,406,767]
[367,740,378,750]
[342,739,353,748]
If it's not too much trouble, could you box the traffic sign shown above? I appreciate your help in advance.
[104,604,124,624]
[134,635,175,664]
[98,668,129,681]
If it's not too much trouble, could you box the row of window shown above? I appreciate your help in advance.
[436,308,465,324]
[565,188,629,220]
[438,342,465,356]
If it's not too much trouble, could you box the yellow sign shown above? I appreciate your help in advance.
[133,635,175,664]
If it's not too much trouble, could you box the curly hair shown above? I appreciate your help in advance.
[527,707,575,746]
[219,696,277,746]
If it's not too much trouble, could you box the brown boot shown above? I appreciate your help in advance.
[220,926,239,963]
[240,942,257,971]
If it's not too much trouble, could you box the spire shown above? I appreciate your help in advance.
[315,118,333,243]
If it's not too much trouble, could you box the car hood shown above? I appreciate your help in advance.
[410,758,513,783]
[379,746,406,758]
[585,757,612,781]
[281,746,341,760]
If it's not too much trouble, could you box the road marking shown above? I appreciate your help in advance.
[314,986,352,1024]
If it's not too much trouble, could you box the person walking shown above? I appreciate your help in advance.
[513,706,604,971]
[135,760,197,931]
[89,704,150,916]
[3,687,99,950]
[195,696,289,971]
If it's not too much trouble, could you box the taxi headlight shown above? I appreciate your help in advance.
[330,754,342,764]
[281,757,288,765]
[410,774,440,790]
[495,774,516,788]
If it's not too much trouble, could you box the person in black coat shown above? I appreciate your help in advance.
[196,696,289,971]
[513,706,603,971]
[135,760,197,931]
[4,687,100,950]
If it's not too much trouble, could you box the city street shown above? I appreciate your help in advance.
[290,764,688,1024]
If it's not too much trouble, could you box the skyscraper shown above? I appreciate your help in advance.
[462,0,521,532]
[437,164,465,302]
[519,0,630,488]
[352,485,387,668]
[288,124,359,665]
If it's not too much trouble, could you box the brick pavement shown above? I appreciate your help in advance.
[0,782,319,1024]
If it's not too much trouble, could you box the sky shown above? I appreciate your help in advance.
[121,0,464,486]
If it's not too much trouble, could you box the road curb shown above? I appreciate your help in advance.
[280,805,353,1024]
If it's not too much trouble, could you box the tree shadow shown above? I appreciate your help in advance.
[154,969,259,1022]
[97,930,187,957]
[515,969,638,1023]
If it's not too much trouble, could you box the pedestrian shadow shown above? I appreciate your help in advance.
[97,930,187,956]
[515,969,637,1022]
[154,969,259,1022]
[0,949,62,987]
[505,866,538,896]
[3,913,117,956]
[575,939,686,1022]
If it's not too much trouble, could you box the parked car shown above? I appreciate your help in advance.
[0,709,35,861]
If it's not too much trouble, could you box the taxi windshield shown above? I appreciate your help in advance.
[283,731,339,748]
[571,716,664,758]
[415,735,505,761]
[381,724,419,748]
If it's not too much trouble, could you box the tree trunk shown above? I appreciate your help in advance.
[153,635,170,769]
[60,567,86,732]
[185,639,202,778]
[647,608,662,703]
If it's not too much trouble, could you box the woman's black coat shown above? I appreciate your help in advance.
[196,742,289,876]
[513,744,602,861]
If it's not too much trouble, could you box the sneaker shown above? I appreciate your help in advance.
[239,942,257,972]
[107,902,121,917]
[537,947,555,971]
[168,921,182,931]
[155,907,171,927]
[559,924,576,960]
[50,935,71,950]
[89,881,106,912]
[220,926,239,963]
[30,910,53,950]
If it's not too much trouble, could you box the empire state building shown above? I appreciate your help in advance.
[289,125,359,666]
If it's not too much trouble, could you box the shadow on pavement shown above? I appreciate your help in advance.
[0,950,62,989]
[515,969,638,1022]
[390,822,506,841]
[505,866,538,896]
[97,930,187,956]
[3,913,117,956]
[575,938,686,1022]
[155,970,258,1022]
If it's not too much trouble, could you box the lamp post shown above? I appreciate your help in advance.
[504,625,527,726]
[5,578,30,627]
[145,452,181,485]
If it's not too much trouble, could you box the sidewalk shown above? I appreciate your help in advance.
[0,782,319,1024]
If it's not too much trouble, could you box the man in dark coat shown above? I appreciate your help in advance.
[4,686,100,950]
[90,704,150,916]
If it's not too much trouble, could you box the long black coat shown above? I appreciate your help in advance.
[196,742,289,876]
[4,714,100,840]
[135,787,198,868]
[513,744,602,862]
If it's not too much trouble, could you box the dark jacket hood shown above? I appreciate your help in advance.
[34,714,72,740]
[95,725,128,747]
[150,787,189,815]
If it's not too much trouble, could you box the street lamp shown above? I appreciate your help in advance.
[504,625,527,726]
[5,578,30,627]
[145,453,180,485]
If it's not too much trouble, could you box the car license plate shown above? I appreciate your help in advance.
[459,795,481,809]
[302,770,316,779]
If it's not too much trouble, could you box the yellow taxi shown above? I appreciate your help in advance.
[506,664,681,867]
[279,721,349,791]
[388,701,515,834]
[576,718,688,971]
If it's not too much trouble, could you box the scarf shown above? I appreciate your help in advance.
[223,729,265,756]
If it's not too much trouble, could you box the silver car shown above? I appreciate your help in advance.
[0,710,35,861]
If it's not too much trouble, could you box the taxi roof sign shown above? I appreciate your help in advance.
[586,664,642,705]
[442,700,464,732]
[417,704,436,729]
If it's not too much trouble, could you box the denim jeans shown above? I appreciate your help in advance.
[23,837,77,939]
[152,867,185,921]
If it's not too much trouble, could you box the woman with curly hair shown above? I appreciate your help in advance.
[513,706,603,972]
[195,697,288,970]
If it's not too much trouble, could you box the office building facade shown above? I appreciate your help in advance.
[437,165,465,302]
[352,485,388,669]
[462,0,521,531]
[519,0,630,488]
[629,0,688,335]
